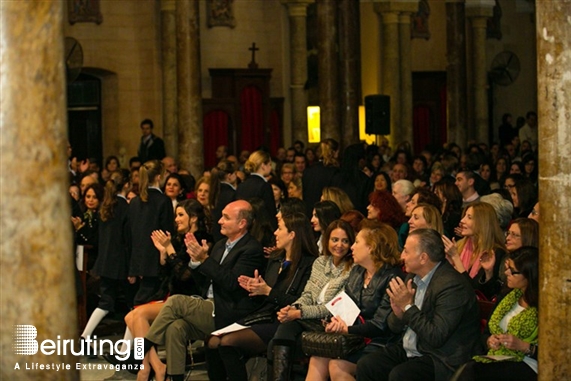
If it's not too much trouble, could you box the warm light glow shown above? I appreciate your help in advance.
[359,105,376,144]
[307,106,321,143]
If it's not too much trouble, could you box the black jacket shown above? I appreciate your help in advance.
[193,232,267,329]
[128,188,174,277]
[345,264,403,344]
[236,175,277,230]
[92,196,131,279]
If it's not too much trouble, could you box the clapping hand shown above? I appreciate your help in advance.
[150,230,171,251]
[185,232,209,263]
[238,269,271,296]
[386,277,415,318]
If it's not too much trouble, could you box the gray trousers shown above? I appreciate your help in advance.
[146,294,215,375]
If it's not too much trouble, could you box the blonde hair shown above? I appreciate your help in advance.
[244,150,271,174]
[322,187,354,214]
[412,203,444,234]
[139,160,164,202]
[457,202,506,259]
[319,139,339,167]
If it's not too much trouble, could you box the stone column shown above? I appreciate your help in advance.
[398,2,417,147]
[466,2,493,144]
[446,0,468,147]
[317,0,341,143]
[176,0,203,176]
[161,0,178,158]
[338,0,361,147]
[1,1,78,379]
[375,3,401,147]
[284,0,312,146]
[536,2,571,380]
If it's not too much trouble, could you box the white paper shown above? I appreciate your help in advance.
[76,245,84,271]
[210,323,250,336]
[325,291,361,326]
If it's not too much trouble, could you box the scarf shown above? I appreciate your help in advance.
[460,238,481,278]
[475,289,538,363]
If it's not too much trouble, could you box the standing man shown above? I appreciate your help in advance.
[137,118,166,163]
[357,229,480,381]
[141,200,266,381]
[455,170,480,207]
[518,111,538,152]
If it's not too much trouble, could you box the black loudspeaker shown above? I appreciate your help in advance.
[365,95,390,135]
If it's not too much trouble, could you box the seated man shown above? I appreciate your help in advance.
[357,228,480,381]
[142,200,266,381]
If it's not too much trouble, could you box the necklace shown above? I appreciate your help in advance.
[363,272,373,289]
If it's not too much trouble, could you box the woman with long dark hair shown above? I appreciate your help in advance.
[453,247,539,381]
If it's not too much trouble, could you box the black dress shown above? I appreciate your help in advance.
[242,253,316,344]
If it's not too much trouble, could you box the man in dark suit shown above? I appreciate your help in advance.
[143,200,266,381]
[137,118,166,163]
[357,228,480,381]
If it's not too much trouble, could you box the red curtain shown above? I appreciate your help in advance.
[240,86,263,152]
[203,110,229,169]
[413,105,431,154]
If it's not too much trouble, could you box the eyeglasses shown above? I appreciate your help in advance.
[507,266,522,276]
[505,231,521,239]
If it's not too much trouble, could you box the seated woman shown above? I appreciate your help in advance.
[305,222,403,381]
[442,202,507,300]
[453,246,539,381]
[269,219,356,381]
[205,212,318,381]
[366,190,407,232]
[311,201,342,254]
[163,173,187,212]
[408,203,444,234]
[399,188,443,247]
[127,199,211,381]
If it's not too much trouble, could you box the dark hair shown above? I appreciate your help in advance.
[368,191,407,230]
[105,156,120,171]
[408,228,445,263]
[177,199,209,234]
[525,111,537,119]
[129,156,142,167]
[374,171,392,192]
[411,187,443,211]
[277,212,319,283]
[81,183,104,213]
[140,118,154,129]
[100,169,130,222]
[209,160,236,207]
[321,219,355,272]
[512,218,539,248]
[248,198,274,247]
[163,173,187,201]
[510,246,539,308]
[280,197,306,217]
[314,201,342,232]
[434,178,463,223]
[268,177,288,201]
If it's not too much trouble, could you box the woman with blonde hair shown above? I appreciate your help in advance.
[236,150,277,228]
[128,160,174,305]
[305,221,403,381]
[322,186,354,214]
[442,202,507,299]
[408,203,444,234]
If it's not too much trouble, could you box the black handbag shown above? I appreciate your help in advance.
[301,331,366,359]
[243,309,276,326]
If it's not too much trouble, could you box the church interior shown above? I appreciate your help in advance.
[1,0,570,380]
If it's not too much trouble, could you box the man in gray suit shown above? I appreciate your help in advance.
[357,228,480,381]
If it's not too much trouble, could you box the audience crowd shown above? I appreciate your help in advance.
[68,115,540,381]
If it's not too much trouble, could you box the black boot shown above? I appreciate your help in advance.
[218,346,249,381]
[271,339,293,381]
[206,346,228,381]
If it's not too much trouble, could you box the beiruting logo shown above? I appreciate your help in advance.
[12,325,144,372]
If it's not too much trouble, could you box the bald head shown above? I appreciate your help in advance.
[219,200,253,240]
